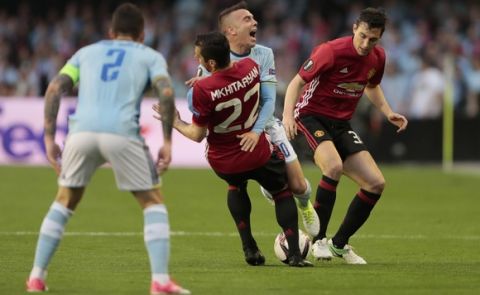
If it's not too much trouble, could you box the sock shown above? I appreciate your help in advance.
[332,189,381,248]
[293,178,311,207]
[227,183,257,250]
[144,204,170,284]
[30,202,73,280]
[313,175,338,241]
[273,189,300,256]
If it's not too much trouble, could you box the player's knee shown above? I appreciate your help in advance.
[369,177,386,194]
[55,187,83,210]
[322,162,343,179]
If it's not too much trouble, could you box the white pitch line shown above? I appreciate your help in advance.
[0,231,479,240]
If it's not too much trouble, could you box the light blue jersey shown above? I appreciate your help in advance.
[230,44,277,84]
[61,40,169,141]
[197,44,276,83]
[192,44,277,134]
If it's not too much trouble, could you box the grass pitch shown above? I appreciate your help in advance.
[0,165,479,294]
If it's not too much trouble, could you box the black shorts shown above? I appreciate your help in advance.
[296,115,367,160]
[214,151,288,193]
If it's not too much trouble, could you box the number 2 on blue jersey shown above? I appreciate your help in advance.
[101,49,126,81]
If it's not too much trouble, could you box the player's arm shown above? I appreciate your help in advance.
[44,73,74,174]
[238,81,275,152]
[152,76,175,174]
[283,74,306,140]
[364,84,408,133]
[152,100,207,143]
[173,116,207,143]
[252,81,275,133]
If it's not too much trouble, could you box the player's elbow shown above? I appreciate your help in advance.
[191,135,204,143]
[161,87,174,98]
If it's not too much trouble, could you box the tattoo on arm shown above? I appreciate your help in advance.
[44,75,73,138]
[153,76,175,141]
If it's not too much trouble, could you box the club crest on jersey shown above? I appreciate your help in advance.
[303,59,314,71]
[367,68,376,80]
[314,130,325,137]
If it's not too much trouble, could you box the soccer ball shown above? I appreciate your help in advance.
[273,229,311,263]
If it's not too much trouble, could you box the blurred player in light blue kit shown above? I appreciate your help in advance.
[26,3,189,294]
[186,1,319,237]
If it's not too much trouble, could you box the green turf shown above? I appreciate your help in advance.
[0,165,479,294]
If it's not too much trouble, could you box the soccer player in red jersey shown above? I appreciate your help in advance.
[156,31,312,267]
[282,7,408,264]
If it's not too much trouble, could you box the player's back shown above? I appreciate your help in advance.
[67,40,168,140]
[192,58,271,174]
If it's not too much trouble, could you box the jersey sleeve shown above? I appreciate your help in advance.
[368,47,386,86]
[259,47,277,83]
[197,64,211,78]
[59,50,81,84]
[191,84,211,127]
[298,44,334,83]
[149,51,170,81]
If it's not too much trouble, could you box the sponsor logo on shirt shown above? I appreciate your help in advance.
[337,82,365,92]
[269,68,276,75]
[302,59,314,71]
[333,82,365,97]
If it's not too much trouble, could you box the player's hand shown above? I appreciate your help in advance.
[156,142,172,175]
[387,112,408,133]
[282,115,297,140]
[185,76,204,88]
[152,104,181,126]
[237,131,260,152]
[152,103,162,120]
[44,137,62,175]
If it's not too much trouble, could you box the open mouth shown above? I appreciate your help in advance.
[249,30,256,38]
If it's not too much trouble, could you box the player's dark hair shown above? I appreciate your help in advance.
[111,3,144,39]
[356,7,387,35]
[195,32,231,69]
[218,1,248,30]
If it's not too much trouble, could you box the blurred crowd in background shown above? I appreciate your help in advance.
[1,0,480,120]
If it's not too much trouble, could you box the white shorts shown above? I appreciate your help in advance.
[59,132,159,191]
[265,117,298,163]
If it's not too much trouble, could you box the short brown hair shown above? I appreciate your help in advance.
[195,32,231,69]
[218,1,248,31]
[356,7,387,35]
[111,3,144,39]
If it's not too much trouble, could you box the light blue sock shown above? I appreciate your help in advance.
[30,202,73,279]
[144,204,170,283]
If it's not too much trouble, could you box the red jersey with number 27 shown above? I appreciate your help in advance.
[295,36,386,121]
[191,58,271,174]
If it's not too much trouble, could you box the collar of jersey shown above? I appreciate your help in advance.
[230,49,251,58]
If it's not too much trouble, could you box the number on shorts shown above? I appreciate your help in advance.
[348,130,363,144]
[101,49,126,81]
[214,83,260,133]
[278,142,291,157]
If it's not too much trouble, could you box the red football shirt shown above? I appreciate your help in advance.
[295,36,386,120]
[191,58,271,174]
